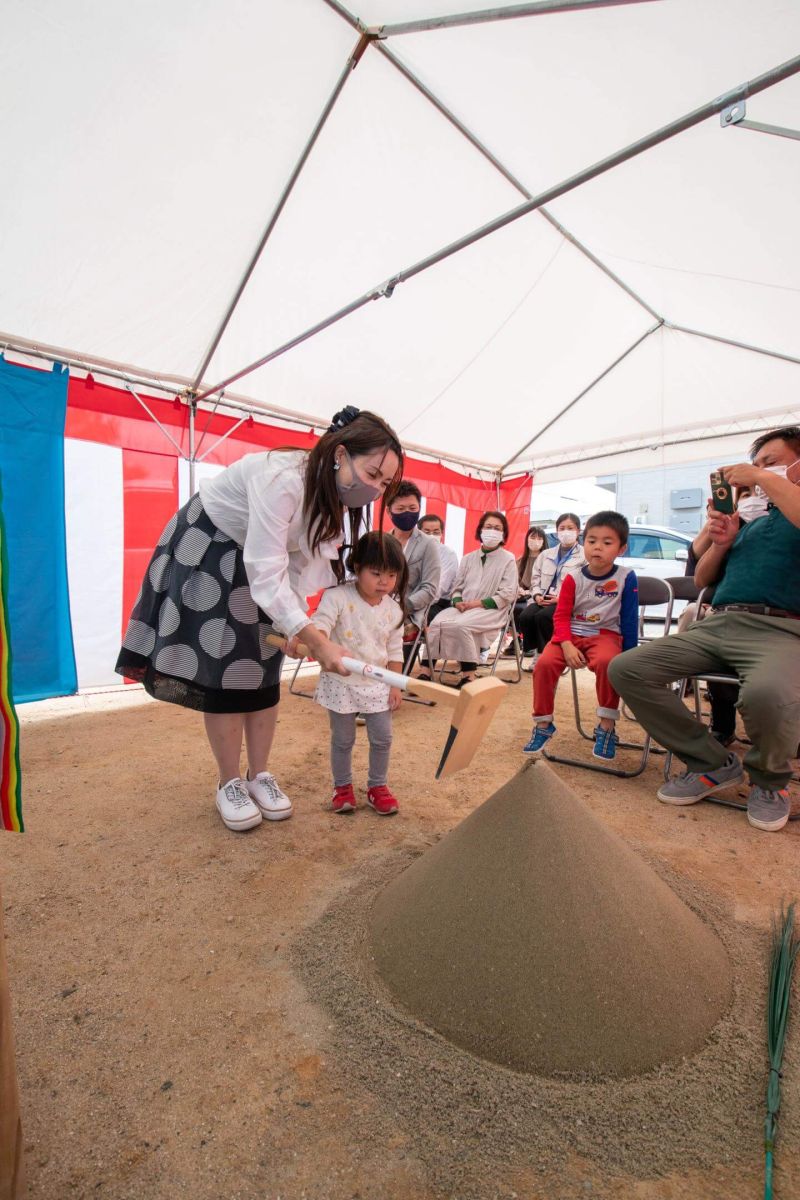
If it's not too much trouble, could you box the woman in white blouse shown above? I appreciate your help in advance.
[116,407,402,832]
[423,511,518,686]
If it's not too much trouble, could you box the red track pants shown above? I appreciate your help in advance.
[533,631,623,723]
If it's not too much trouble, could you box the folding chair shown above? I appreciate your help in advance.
[477,605,522,684]
[402,608,436,707]
[662,586,800,815]
[543,576,674,778]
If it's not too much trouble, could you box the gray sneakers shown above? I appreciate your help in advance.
[747,786,791,833]
[657,753,744,805]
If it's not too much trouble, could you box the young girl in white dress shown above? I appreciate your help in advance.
[312,532,408,815]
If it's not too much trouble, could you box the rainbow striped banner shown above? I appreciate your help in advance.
[0,477,22,833]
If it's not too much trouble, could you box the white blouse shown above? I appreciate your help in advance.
[199,450,341,640]
[311,582,404,714]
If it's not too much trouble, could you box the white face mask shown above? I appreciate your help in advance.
[737,495,769,523]
[755,462,791,498]
[527,538,543,553]
[557,529,578,547]
[481,528,504,548]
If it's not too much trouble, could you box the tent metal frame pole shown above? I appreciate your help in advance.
[375,40,663,320]
[125,385,187,458]
[0,334,499,475]
[374,0,660,38]
[197,52,800,406]
[188,398,197,494]
[732,118,800,142]
[320,0,365,31]
[195,413,251,465]
[528,420,800,474]
[190,33,372,393]
[666,323,800,368]
[499,320,662,471]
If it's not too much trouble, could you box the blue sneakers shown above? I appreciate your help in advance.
[522,722,556,756]
[592,725,619,760]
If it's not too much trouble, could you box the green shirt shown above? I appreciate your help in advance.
[713,506,800,611]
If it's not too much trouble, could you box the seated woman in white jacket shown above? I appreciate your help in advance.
[516,512,585,669]
[422,511,518,686]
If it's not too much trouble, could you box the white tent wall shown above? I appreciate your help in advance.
[2,0,800,476]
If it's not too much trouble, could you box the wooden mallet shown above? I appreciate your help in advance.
[267,635,506,779]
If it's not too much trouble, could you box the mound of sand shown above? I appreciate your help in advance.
[369,762,732,1078]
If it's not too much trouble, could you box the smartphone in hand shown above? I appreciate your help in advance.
[709,470,735,514]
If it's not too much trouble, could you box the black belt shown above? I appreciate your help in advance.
[712,603,800,621]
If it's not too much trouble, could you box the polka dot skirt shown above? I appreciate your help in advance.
[115,496,283,712]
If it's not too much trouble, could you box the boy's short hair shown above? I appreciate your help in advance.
[392,479,422,506]
[584,510,629,545]
[750,425,800,460]
[419,512,444,532]
[475,509,509,542]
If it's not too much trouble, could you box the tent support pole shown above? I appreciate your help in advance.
[188,397,197,494]
[499,321,662,471]
[197,52,800,404]
[190,32,374,393]
[196,414,251,464]
[666,323,800,368]
[125,384,187,459]
[375,0,659,38]
[527,418,800,475]
[375,40,663,320]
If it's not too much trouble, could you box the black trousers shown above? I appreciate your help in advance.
[517,602,556,654]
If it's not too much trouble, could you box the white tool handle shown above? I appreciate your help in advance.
[340,657,410,691]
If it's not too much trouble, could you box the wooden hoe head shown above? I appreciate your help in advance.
[268,634,507,780]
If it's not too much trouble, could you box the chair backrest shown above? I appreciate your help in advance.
[635,576,674,639]
[665,575,701,603]
[695,583,717,616]
[636,576,673,608]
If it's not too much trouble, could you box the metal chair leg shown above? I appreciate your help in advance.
[288,656,315,700]
[543,668,662,776]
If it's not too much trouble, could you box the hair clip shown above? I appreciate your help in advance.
[327,405,360,433]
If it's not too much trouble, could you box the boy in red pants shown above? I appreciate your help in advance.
[522,511,638,760]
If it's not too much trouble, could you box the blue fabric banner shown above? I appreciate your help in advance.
[0,356,76,702]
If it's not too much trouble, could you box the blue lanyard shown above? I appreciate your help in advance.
[545,546,575,595]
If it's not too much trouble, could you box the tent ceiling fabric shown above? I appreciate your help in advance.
[2,0,799,476]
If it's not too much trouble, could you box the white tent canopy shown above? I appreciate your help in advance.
[2,0,800,478]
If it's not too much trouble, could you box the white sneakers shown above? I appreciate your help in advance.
[215,771,293,831]
[245,771,293,821]
[216,778,262,831]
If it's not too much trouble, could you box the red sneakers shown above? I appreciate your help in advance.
[331,783,356,814]
[367,785,399,816]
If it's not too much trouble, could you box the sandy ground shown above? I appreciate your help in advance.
[3,666,799,1200]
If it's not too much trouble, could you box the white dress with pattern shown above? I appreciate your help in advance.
[312,583,404,714]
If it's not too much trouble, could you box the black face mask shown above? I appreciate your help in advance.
[390,510,419,532]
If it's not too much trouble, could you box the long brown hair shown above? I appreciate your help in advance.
[276,410,403,583]
[517,524,548,581]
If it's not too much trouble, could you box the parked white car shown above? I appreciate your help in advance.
[544,522,694,619]
[618,524,694,620]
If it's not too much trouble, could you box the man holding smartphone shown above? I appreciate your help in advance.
[609,425,800,833]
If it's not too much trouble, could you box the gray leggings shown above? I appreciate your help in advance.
[328,709,393,788]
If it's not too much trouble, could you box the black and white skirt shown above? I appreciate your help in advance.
[115,495,284,713]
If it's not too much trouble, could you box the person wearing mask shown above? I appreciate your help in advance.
[423,511,518,686]
[116,407,402,833]
[610,426,800,833]
[517,513,585,671]
[502,525,548,657]
[418,512,459,621]
[386,481,441,644]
